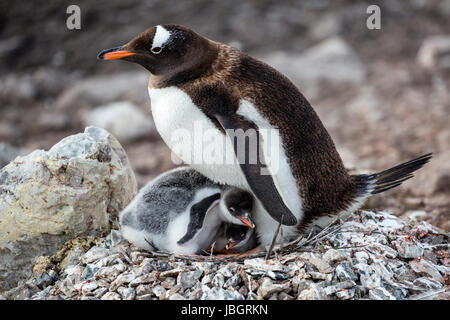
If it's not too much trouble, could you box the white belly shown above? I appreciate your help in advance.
[148,86,303,246]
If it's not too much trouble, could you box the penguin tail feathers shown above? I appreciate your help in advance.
[353,153,432,196]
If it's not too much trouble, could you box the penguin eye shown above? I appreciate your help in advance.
[151,47,162,54]
[229,207,235,213]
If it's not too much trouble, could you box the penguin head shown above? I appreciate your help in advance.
[98,24,216,77]
[224,224,252,251]
[220,188,255,229]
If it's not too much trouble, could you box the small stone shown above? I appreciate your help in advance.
[60,247,86,269]
[177,270,203,290]
[160,268,183,278]
[224,274,241,288]
[109,230,124,247]
[369,288,396,300]
[335,263,358,281]
[161,277,176,289]
[82,264,99,280]
[81,247,110,265]
[335,288,355,300]
[192,262,216,275]
[81,282,99,295]
[201,274,213,285]
[300,253,333,273]
[201,286,244,300]
[323,249,347,264]
[94,266,121,281]
[309,271,332,281]
[101,292,121,300]
[152,285,166,298]
[257,278,290,299]
[278,292,294,300]
[212,273,225,288]
[110,272,136,291]
[136,284,152,296]
[189,287,203,300]
[118,287,136,300]
[354,251,369,263]
[324,280,356,295]
[360,267,381,290]
[34,272,54,289]
[409,259,444,283]
[413,277,443,290]
[217,266,233,278]
[93,287,108,298]
[154,261,170,271]
[136,294,153,300]
[393,241,424,259]
[297,283,327,300]
[129,272,158,287]
[244,258,284,272]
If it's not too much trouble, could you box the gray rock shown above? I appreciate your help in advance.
[260,37,366,99]
[81,264,99,280]
[297,283,327,300]
[0,127,137,291]
[34,272,54,289]
[212,273,225,288]
[169,293,187,300]
[101,292,121,300]
[335,288,355,300]
[324,280,356,296]
[82,101,155,143]
[81,282,99,296]
[152,285,166,298]
[257,278,290,299]
[177,270,203,290]
[417,35,450,70]
[81,247,110,265]
[118,286,136,300]
[201,286,244,300]
[409,259,444,283]
[369,288,396,300]
[393,240,424,259]
[335,263,358,281]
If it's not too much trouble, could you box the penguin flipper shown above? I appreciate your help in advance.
[177,193,221,245]
[214,113,297,226]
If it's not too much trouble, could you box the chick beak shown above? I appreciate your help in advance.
[239,214,255,229]
[97,46,136,60]
[226,241,239,250]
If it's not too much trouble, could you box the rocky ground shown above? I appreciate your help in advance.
[1,210,448,300]
[0,0,449,299]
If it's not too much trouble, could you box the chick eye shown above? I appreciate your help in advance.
[229,207,235,213]
[151,47,162,54]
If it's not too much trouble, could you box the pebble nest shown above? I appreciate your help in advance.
[1,210,448,300]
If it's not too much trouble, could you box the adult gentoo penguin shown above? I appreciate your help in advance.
[99,24,432,247]
[119,166,256,255]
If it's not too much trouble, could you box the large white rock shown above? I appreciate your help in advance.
[82,101,155,143]
[0,126,137,291]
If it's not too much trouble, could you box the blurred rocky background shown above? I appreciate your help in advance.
[0,0,449,234]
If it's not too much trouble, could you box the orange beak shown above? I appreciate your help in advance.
[103,50,136,60]
[239,217,255,229]
[97,47,136,60]
[226,241,239,250]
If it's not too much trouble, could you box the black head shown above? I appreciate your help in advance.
[222,188,255,229]
[224,224,250,250]
[97,24,217,81]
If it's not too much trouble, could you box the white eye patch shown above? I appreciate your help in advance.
[152,25,171,50]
